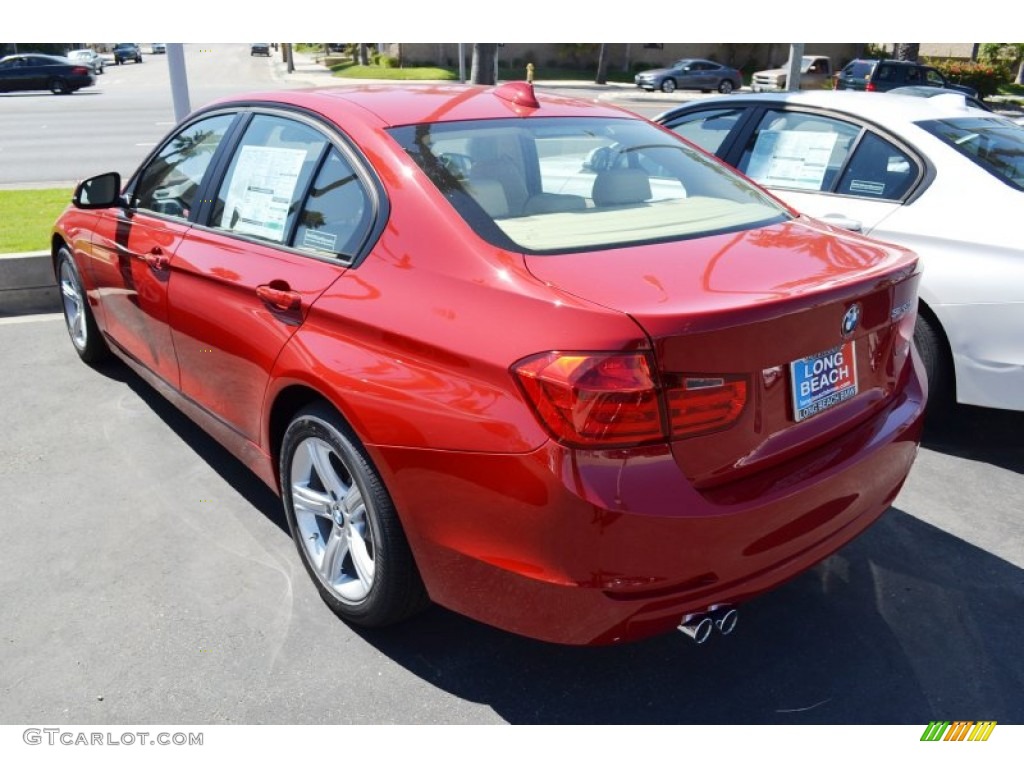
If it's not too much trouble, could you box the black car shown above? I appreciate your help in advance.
[113,43,143,65]
[835,59,977,97]
[250,43,271,57]
[0,54,96,94]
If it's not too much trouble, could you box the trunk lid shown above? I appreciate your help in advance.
[524,218,920,488]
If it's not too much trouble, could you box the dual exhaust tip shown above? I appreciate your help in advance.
[677,605,738,644]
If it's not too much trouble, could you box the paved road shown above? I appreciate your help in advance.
[0,45,294,187]
[1,313,1022,725]
[0,44,684,189]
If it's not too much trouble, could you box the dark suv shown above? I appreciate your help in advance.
[835,59,977,97]
[113,44,142,65]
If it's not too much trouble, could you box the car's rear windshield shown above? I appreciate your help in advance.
[387,117,789,254]
[917,116,1024,191]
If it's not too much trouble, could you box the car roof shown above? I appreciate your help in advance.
[207,84,634,129]
[658,90,990,127]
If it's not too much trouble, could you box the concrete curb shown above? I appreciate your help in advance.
[0,250,59,316]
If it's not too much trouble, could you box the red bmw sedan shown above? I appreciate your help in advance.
[52,83,926,645]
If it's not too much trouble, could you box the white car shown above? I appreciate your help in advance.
[66,48,104,74]
[657,91,1024,413]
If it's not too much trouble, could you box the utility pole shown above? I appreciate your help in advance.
[785,43,805,91]
[167,43,191,122]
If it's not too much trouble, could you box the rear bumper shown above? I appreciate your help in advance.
[370,354,926,646]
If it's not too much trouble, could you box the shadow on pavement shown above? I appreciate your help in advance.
[922,404,1024,474]
[355,508,1024,724]
[91,357,288,535]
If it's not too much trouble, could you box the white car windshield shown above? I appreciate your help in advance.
[389,117,788,254]
[918,116,1024,191]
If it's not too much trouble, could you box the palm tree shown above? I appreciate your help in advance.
[471,44,498,85]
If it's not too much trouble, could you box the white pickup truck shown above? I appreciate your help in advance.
[751,55,833,92]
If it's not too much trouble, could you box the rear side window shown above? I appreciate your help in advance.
[212,115,327,244]
[836,132,917,199]
[738,110,918,201]
[738,110,860,192]
[293,148,373,258]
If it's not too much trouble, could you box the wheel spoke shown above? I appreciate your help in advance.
[348,525,376,593]
[321,525,349,583]
[72,311,85,342]
[60,280,78,301]
[306,440,346,497]
[291,483,333,519]
[341,482,363,517]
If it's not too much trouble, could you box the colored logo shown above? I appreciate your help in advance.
[920,721,997,742]
[842,304,861,337]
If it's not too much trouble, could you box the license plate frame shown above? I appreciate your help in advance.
[790,340,858,422]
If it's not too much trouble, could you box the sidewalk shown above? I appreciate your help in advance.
[271,49,678,104]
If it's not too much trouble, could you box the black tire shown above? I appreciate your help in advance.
[49,77,70,95]
[660,78,676,93]
[718,80,735,94]
[280,402,428,627]
[57,246,108,364]
[913,313,953,415]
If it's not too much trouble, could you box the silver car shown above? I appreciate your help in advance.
[66,48,104,75]
[634,58,742,94]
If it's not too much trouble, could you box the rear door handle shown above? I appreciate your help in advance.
[256,283,301,312]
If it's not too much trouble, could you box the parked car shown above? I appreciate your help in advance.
[634,58,742,94]
[250,43,271,57]
[657,90,1024,414]
[887,85,991,111]
[834,59,978,97]
[66,48,104,75]
[113,43,142,65]
[151,43,166,54]
[751,55,832,92]
[53,83,925,646]
[0,53,96,94]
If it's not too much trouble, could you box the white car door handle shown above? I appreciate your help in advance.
[821,214,863,233]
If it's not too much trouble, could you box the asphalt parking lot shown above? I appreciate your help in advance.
[1,312,1022,725]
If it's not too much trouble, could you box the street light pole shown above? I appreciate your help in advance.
[167,43,192,122]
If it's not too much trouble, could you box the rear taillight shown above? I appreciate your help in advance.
[513,352,748,448]
[866,82,876,92]
[666,376,748,437]
[71,66,90,75]
[514,352,663,447]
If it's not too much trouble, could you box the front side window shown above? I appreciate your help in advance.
[212,115,328,244]
[918,117,1024,190]
[388,117,788,254]
[667,107,748,155]
[134,113,235,219]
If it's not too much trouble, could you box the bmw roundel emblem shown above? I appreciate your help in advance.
[842,304,861,337]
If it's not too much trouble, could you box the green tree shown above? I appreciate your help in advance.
[980,43,1024,84]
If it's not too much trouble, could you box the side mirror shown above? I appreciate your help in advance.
[73,172,124,209]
